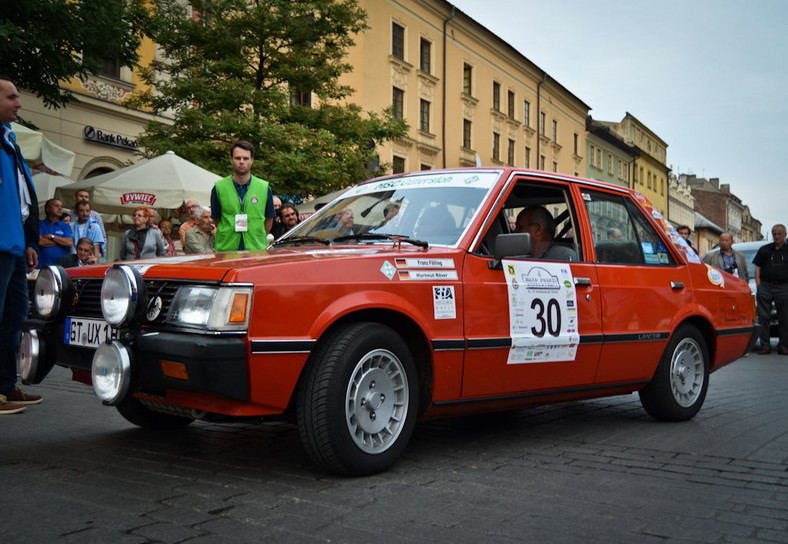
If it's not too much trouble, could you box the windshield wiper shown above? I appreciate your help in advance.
[271,236,331,247]
[332,233,429,249]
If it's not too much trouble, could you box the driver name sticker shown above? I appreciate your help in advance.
[433,286,456,319]
[503,260,579,364]
[398,269,458,281]
[395,258,454,269]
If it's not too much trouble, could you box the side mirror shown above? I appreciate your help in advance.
[488,233,532,269]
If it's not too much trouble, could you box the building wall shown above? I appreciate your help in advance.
[585,132,632,187]
[667,174,694,229]
[344,0,589,175]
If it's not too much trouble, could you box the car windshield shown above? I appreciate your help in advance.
[281,171,500,246]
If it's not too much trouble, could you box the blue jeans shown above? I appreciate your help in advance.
[0,252,28,396]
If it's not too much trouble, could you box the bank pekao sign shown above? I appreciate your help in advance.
[83,126,138,151]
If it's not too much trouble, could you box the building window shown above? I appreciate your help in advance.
[421,163,431,171]
[492,132,500,161]
[539,155,545,170]
[507,139,515,165]
[463,119,472,149]
[596,148,602,170]
[552,161,558,172]
[463,63,473,95]
[419,99,430,133]
[523,100,530,127]
[608,153,613,175]
[392,87,404,120]
[647,171,652,189]
[392,22,405,60]
[552,120,558,143]
[507,90,515,119]
[539,111,546,135]
[573,133,578,155]
[524,146,531,168]
[492,82,501,112]
[393,156,406,174]
[590,145,596,168]
[618,159,623,180]
[290,89,311,107]
[419,38,431,73]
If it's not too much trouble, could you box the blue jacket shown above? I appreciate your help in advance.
[1,124,39,257]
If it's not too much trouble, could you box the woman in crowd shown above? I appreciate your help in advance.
[120,206,167,260]
[158,218,178,257]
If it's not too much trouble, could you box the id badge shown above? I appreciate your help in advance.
[235,213,248,232]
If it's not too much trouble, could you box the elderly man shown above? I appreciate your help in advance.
[513,206,576,261]
[0,76,42,414]
[703,232,748,281]
[179,199,202,246]
[71,200,104,262]
[753,224,788,355]
[38,198,73,268]
[184,210,216,254]
[57,238,97,267]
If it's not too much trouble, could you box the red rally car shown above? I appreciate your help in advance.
[21,168,758,475]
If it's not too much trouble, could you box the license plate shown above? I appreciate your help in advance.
[64,317,119,348]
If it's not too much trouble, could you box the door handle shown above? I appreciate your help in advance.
[670,281,685,289]
[574,277,592,286]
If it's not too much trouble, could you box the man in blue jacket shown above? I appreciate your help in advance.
[0,77,43,414]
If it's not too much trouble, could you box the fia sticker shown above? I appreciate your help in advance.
[433,286,456,319]
[380,260,396,280]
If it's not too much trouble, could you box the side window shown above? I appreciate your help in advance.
[584,190,674,265]
[477,180,583,262]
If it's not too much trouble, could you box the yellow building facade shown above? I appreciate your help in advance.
[343,0,589,175]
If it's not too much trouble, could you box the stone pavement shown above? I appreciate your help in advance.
[2,353,788,544]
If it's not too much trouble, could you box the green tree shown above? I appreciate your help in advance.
[0,0,148,108]
[129,0,407,198]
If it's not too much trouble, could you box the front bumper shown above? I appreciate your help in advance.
[21,321,249,403]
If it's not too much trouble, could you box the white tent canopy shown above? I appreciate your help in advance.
[56,151,221,216]
[11,122,75,177]
[32,172,75,210]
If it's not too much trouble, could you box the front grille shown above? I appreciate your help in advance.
[70,278,192,325]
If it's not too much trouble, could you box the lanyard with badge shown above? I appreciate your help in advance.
[235,180,248,232]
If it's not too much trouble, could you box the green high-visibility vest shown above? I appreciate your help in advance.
[214,175,270,251]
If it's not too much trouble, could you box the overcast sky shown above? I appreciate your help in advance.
[449,0,788,239]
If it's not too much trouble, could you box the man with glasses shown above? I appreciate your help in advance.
[754,224,788,355]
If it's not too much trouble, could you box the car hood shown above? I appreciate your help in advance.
[97,244,451,283]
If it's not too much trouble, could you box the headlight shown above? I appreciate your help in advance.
[92,341,131,405]
[101,265,146,328]
[166,285,252,331]
[34,265,71,319]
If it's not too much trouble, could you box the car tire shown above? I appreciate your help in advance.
[297,322,418,476]
[639,324,709,421]
[116,394,195,430]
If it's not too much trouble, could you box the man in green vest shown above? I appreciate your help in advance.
[210,141,276,251]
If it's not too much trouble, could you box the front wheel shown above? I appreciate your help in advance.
[297,322,419,476]
[639,324,709,421]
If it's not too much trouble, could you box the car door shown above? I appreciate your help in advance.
[460,176,603,398]
[581,187,693,384]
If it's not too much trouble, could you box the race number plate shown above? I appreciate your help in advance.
[64,317,119,348]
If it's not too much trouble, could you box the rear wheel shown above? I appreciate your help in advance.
[116,394,195,430]
[639,324,709,421]
[297,322,418,476]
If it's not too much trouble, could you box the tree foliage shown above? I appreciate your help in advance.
[0,0,148,108]
[129,0,407,198]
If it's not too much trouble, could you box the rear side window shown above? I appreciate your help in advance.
[583,190,674,266]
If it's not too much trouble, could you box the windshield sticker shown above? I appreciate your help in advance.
[398,269,458,281]
[503,261,579,364]
[380,260,396,280]
[347,171,500,197]
[433,286,457,319]
[395,258,455,269]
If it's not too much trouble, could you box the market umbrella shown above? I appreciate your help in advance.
[31,172,75,210]
[11,122,75,176]
[56,151,221,216]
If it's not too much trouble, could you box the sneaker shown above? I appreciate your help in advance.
[6,386,42,405]
[0,395,26,415]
